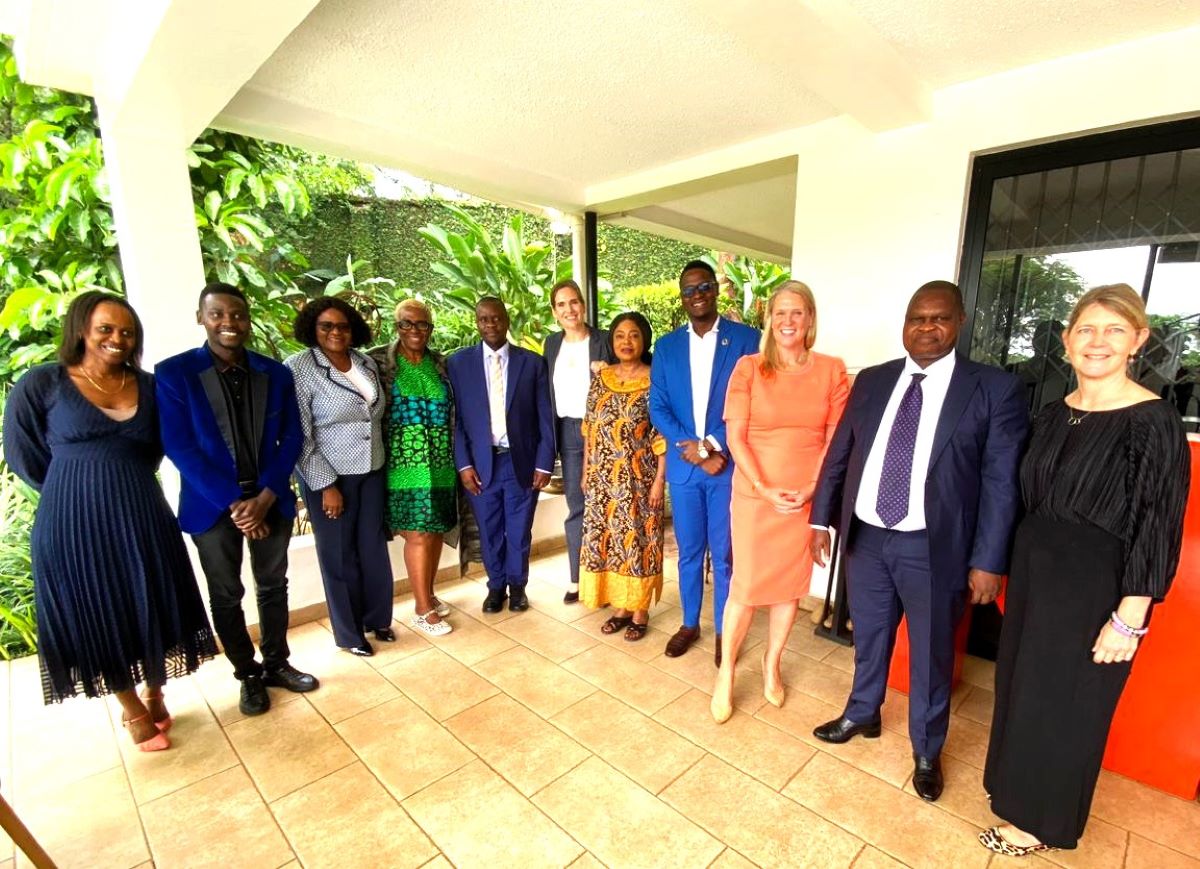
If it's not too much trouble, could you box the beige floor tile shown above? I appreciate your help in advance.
[1090,770,1200,857]
[957,685,995,727]
[335,694,475,800]
[378,647,500,721]
[190,654,304,726]
[786,622,846,661]
[521,578,596,624]
[987,856,1059,869]
[647,643,769,715]
[853,846,908,868]
[902,754,1000,828]
[474,645,596,718]
[404,760,582,868]
[942,714,991,769]
[880,687,911,737]
[403,610,516,666]
[444,694,590,796]
[755,689,916,787]
[560,644,690,715]
[709,848,758,868]
[362,614,434,670]
[1040,816,1128,869]
[421,856,453,869]
[108,676,240,805]
[1125,834,1200,868]
[961,655,996,690]
[493,608,599,662]
[657,580,682,607]
[662,754,863,867]
[549,691,704,794]
[784,751,991,869]
[821,642,857,674]
[427,579,519,626]
[779,649,856,708]
[271,762,437,868]
[9,690,120,799]
[140,765,293,869]
[533,756,722,868]
[13,766,147,869]
[572,607,670,662]
[292,642,402,725]
[648,605,721,654]
[225,697,356,801]
[655,690,815,789]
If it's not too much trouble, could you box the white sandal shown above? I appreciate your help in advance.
[411,610,451,637]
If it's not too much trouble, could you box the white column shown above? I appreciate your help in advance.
[570,215,588,293]
[98,114,206,364]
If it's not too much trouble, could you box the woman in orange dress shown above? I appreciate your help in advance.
[711,282,849,722]
[579,312,667,640]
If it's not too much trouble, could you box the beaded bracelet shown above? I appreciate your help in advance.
[1110,611,1149,638]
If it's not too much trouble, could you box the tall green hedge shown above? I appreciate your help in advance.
[289,196,707,293]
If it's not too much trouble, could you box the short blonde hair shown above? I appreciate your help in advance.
[1066,284,1148,333]
[394,298,433,323]
[760,281,817,377]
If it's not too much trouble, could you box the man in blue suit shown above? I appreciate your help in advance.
[449,297,555,613]
[157,283,318,717]
[809,281,1028,802]
[650,261,760,666]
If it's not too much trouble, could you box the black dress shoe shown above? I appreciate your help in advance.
[345,642,374,657]
[714,634,723,668]
[238,674,270,716]
[482,589,507,613]
[912,754,944,802]
[563,590,580,604]
[812,715,883,744]
[263,663,320,693]
[373,627,397,642]
[509,587,529,611]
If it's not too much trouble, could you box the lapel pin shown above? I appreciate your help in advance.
[721,337,729,346]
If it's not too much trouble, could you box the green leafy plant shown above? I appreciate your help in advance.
[706,253,790,328]
[617,281,686,343]
[0,389,39,658]
[300,255,397,341]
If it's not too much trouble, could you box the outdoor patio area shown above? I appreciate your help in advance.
[0,544,1197,869]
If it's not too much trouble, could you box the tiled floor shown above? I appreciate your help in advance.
[1,548,1198,869]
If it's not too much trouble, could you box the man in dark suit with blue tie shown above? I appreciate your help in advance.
[448,297,555,613]
[809,281,1028,802]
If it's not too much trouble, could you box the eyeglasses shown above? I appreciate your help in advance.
[316,322,352,333]
[396,319,434,333]
[680,281,719,298]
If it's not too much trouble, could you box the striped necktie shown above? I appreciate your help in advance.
[489,351,507,444]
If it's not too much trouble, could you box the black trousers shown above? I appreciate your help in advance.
[301,469,395,648]
[192,507,291,679]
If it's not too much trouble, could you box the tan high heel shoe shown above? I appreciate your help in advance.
[762,651,785,708]
[123,712,171,752]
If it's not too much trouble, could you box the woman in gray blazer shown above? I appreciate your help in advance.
[285,298,395,656]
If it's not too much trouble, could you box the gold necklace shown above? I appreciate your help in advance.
[1066,405,1091,426]
[76,366,127,395]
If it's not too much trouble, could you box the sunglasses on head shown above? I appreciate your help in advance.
[681,281,719,298]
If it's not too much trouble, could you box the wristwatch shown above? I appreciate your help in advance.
[697,443,710,460]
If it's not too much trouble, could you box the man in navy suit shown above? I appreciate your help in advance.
[448,297,555,613]
[157,282,319,717]
[650,261,760,665]
[809,281,1028,801]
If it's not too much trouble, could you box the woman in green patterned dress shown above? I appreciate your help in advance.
[370,300,457,637]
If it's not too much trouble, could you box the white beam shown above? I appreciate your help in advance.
[98,0,320,146]
[694,0,930,132]
[607,207,791,265]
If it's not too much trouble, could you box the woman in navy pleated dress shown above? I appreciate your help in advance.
[3,292,216,751]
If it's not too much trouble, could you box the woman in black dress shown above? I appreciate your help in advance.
[980,284,1189,855]
[3,293,217,751]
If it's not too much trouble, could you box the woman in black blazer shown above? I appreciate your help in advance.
[543,280,615,604]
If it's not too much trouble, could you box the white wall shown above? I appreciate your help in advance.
[793,25,1200,597]
[792,25,1200,371]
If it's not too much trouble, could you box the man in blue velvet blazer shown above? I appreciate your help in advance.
[808,281,1028,802]
[448,296,555,614]
[156,282,316,717]
[650,260,760,665]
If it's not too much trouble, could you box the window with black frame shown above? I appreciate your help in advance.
[960,118,1200,428]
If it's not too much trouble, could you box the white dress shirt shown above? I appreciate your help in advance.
[688,319,721,448]
[483,342,510,449]
[854,352,956,531]
[552,336,590,419]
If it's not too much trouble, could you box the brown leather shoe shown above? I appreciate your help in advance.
[664,625,700,657]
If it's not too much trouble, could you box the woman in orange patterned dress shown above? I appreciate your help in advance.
[579,312,667,641]
[711,282,850,722]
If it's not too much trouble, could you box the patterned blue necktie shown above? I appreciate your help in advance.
[876,373,926,528]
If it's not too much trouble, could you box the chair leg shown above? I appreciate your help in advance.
[0,792,58,869]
